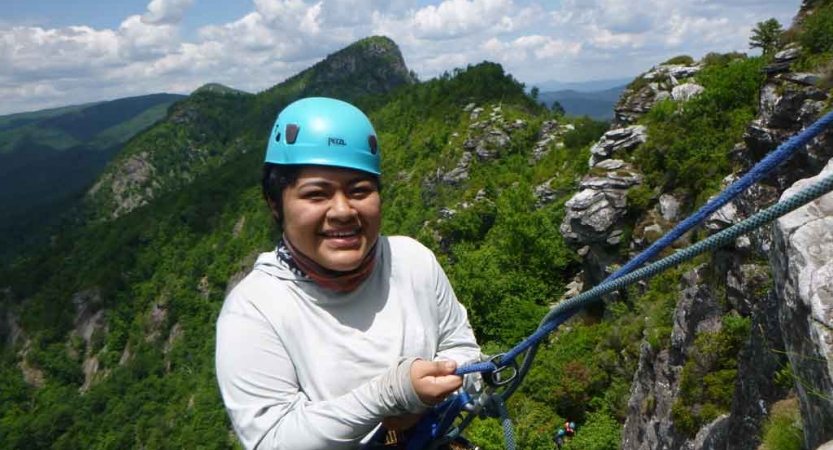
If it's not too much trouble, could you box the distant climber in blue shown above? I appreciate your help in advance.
[215,97,482,449]
[553,428,566,449]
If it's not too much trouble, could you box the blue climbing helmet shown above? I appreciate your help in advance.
[557,429,565,437]
[569,422,576,430]
[264,97,380,175]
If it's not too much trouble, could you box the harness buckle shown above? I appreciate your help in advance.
[484,353,518,388]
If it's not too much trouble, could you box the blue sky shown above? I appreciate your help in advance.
[0,0,802,115]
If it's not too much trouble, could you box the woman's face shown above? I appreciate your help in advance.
[281,166,381,271]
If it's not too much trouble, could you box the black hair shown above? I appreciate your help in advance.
[261,163,381,222]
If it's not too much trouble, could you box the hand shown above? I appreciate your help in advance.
[410,359,463,406]
[382,413,423,431]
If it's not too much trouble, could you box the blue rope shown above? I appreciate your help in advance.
[408,110,833,449]
[494,394,516,450]
[608,110,833,282]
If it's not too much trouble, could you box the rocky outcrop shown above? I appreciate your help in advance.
[442,152,473,185]
[771,159,833,448]
[431,103,528,191]
[88,151,158,218]
[620,16,833,445]
[310,36,417,92]
[623,265,725,450]
[560,160,642,246]
[589,126,648,167]
[737,74,831,176]
[671,83,704,102]
[530,119,569,163]
[614,64,702,127]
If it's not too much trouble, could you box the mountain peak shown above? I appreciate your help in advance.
[262,35,417,99]
[191,83,250,96]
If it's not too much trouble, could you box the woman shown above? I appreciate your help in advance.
[215,97,482,449]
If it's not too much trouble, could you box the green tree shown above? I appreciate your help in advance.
[551,101,565,116]
[749,18,783,55]
[530,86,540,100]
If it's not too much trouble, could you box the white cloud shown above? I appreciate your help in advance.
[120,15,181,59]
[412,0,515,39]
[0,0,806,115]
[142,0,195,25]
[0,26,120,82]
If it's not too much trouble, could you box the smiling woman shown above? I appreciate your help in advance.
[215,97,483,450]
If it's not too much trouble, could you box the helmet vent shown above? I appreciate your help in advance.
[286,124,300,144]
[368,135,378,155]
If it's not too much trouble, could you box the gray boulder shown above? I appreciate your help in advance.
[671,83,704,102]
[771,158,833,449]
[659,194,681,222]
[589,125,648,167]
[442,152,473,185]
[774,44,801,63]
[560,161,642,245]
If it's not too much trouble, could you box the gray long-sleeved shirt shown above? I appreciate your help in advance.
[215,236,481,449]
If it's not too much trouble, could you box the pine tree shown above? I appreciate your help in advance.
[749,18,784,55]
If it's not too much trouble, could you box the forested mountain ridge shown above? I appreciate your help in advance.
[2,1,833,447]
[0,93,186,265]
[86,35,416,220]
[0,93,185,154]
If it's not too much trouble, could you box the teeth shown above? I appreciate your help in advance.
[326,230,358,238]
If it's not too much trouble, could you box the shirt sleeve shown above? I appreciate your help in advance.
[215,307,427,450]
[430,251,482,365]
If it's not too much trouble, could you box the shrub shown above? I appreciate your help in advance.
[634,57,764,203]
[800,6,833,54]
[564,117,609,149]
[673,313,751,437]
[761,399,803,450]
[563,410,622,450]
[701,52,747,68]
[663,55,695,65]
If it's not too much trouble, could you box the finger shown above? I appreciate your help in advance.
[433,374,463,387]
[413,360,457,377]
[420,375,463,400]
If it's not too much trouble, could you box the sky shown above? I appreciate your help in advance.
[0,0,803,115]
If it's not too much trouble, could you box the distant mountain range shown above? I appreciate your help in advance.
[0,93,185,261]
[531,77,633,93]
[538,85,628,121]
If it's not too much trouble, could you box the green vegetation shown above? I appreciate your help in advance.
[760,398,803,450]
[0,61,608,449]
[663,55,695,65]
[633,56,765,205]
[0,94,184,154]
[800,6,833,54]
[0,31,779,449]
[672,313,751,437]
[749,18,784,55]
[791,1,833,79]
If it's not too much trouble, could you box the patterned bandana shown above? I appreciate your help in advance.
[277,236,378,292]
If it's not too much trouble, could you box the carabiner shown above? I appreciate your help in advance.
[484,353,518,388]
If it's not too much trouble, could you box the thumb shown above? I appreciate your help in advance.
[411,359,458,378]
[430,359,457,376]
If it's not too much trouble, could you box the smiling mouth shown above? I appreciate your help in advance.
[320,229,361,238]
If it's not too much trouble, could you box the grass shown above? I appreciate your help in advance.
[761,398,803,450]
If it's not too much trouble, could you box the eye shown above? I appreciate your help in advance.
[350,184,376,198]
[302,190,328,200]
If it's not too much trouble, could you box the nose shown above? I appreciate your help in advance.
[327,191,357,222]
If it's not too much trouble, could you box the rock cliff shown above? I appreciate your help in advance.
[562,3,833,448]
